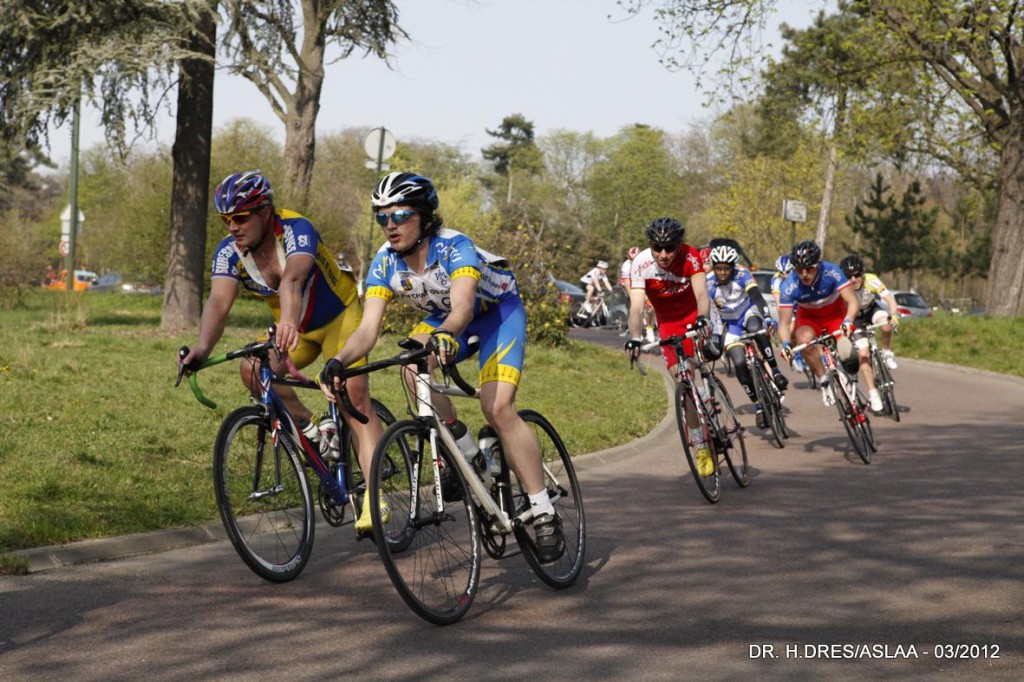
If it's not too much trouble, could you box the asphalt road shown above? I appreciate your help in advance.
[2,328,1022,680]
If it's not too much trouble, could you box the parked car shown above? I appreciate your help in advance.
[750,269,780,322]
[46,269,97,292]
[89,272,163,295]
[892,290,933,318]
[552,278,586,307]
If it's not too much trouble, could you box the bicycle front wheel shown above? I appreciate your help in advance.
[213,406,314,583]
[674,380,721,503]
[370,420,481,626]
[510,409,586,589]
[750,359,785,449]
[711,375,750,488]
[871,350,900,422]
[833,375,872,464]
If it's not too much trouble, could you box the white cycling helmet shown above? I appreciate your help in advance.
[596,260,609,269]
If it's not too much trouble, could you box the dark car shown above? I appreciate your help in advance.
[552,278,586,306]
[892,290,932,318]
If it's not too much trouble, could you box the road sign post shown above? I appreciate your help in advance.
[362,127,397,277]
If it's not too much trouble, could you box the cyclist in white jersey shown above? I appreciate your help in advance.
[840,254,901,412]
[581,260,614,307]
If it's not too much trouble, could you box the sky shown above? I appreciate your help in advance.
[44,0,824,169]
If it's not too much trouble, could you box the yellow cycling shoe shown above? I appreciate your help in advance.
[356,494,390,533]
[695,445,715,478]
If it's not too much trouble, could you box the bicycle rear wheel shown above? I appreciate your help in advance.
[370,420,481,626]
[711,375,750,487]
[213,406,314,582]
[509,409,586,589]
[833,374,872,464]
[674,380,721,503]
[871,350,900,422]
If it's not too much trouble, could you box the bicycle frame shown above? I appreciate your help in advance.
[181,340,358,509]
[406,354,536,536]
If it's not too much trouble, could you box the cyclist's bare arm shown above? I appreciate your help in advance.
[840,285,861,324]
[321,296,388,401]
[627,287,649,340]
[691,270,711,319]
[276,252,316,353]
[181,277,239,370]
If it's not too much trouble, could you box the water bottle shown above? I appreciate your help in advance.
[451,420,488,479]
[478,425,501,477]
[318,418,341,462]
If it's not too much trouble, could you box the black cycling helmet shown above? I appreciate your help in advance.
[790,240,822,269]
[646,216,685,245]
[840,254,865,277]
[372,172,439,211]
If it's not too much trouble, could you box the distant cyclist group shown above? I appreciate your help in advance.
[177,167,904,623]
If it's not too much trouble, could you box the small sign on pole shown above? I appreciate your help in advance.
[782,199,806,246]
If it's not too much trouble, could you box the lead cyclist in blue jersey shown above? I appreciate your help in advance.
[706,244,788,429]
[320,172,565,563]
[179,170,384,531]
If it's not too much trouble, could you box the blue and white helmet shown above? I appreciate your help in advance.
[371,172,439,210]
[774,254,792,274]
[213,170,273,214]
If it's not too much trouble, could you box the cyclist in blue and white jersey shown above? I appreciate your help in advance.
[706,245,788,429]
[778,241,860,407]
[180,170,383,531]
[320,172,564,563]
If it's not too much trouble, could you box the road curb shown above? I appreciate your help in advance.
[11,365,677,575]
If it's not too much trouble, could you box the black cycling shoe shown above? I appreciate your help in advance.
[439,467,464,502]
[772,371,789,391]
[532,513,565,563]
[755,407,769,430]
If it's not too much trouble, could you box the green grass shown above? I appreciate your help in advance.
[0,289,666,554]
[893,312,1024,378]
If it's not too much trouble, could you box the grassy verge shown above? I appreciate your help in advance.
[893,313,1024,378]
[0,289,666,557]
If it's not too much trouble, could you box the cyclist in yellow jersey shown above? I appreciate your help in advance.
[321,172,565,563]
[839,254,901,413]
[179,170,384,531]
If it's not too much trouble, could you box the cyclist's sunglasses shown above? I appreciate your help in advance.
[220,204,267,225]
[375,209,417,227]
[796,265,819,274]
[649,242,680,254]
[220,211,256,225]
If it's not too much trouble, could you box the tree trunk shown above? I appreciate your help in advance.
[815,135,839,249]
[160,6,216,331]
[282,20,325,212]
[983,128,1024,316]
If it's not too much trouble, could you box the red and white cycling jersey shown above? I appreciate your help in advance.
[629,244,704,324]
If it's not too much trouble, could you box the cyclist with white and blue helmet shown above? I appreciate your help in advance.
[320,171,565,563]
[706,244,788,430]
[770,253,808,374]
[179,170,384,532]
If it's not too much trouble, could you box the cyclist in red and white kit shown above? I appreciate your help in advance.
[624,217,722,477]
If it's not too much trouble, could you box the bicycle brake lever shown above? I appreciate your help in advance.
[175,347,189,387]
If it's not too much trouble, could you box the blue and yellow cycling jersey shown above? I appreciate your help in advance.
[210,209,359,332]
[707,267,758,322]
[364,227,518,316]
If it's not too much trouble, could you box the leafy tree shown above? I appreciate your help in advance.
[586,125,682,261]
[482,113,545,209]
[845,172,937,286]
[620,0,1024,315]
[219,0,406,209]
